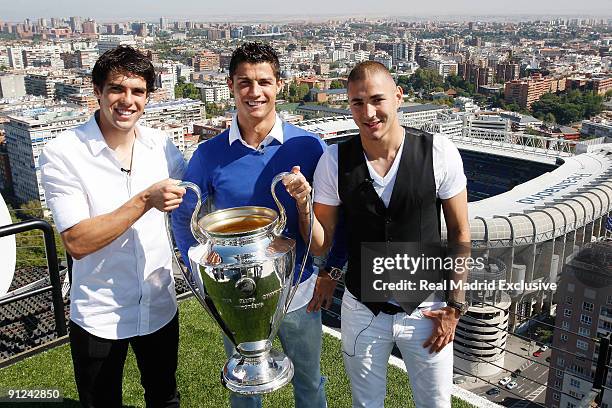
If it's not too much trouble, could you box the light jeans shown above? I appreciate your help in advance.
[223,304,327,408]
[341,290,453,408]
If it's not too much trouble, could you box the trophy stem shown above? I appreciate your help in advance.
[222,348,294,395]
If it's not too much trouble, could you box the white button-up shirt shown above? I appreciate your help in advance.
[40,115,185,339]
[227,113,284,149]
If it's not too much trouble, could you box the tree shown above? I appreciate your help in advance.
[330,80,343,89]
[406,69,444,94]
[531,91,603,125]
[505,103,522,113]
[297,84,310,101]
[444,74,479,97]
[205,103,225,118]
[432,97,453,107]
[543,113,556,124]
[174,81,200,100]
[8,201,66,269]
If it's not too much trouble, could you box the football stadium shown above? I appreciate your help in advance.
[1,112,611,407]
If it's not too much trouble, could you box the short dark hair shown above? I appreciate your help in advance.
[347,61,392,89]
[92,45,156,94]
[229,42,281,81]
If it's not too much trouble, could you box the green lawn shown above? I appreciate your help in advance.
[0,299,474,407]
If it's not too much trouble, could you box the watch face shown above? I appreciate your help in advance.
[329,267,343,281]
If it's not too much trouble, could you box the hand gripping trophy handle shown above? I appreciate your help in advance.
[270,172,314,314]
[164,182,211,308]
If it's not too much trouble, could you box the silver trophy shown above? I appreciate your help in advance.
[165,172,310,395]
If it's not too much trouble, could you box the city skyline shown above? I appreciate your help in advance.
[1,0,611,22]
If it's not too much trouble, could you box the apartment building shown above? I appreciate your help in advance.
[4,106,89,205]
[544,241,612,408]
[504,73,554,109]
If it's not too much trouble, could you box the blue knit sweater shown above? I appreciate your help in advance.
[172,120,331,283]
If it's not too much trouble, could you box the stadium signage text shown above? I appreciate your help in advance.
[516,173,592,204]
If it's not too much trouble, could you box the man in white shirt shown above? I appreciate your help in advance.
[285,61,471,407]
[40,46,186,408]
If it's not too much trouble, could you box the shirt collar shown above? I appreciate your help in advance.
[228,113,284,149]
[81,111,154,156]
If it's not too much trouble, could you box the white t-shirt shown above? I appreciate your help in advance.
[40,115,186,339]
[313,132,467,308]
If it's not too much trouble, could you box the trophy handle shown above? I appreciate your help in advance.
[269,171,314,313]
[179,181,211,245]
[270,172,289,237]
[163,181,208,304]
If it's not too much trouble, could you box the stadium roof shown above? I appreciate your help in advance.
[398,104,446,113]
[295,105,351,115]
[460,147,612,245]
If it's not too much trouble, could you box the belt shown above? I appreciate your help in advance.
[378,303,405,315]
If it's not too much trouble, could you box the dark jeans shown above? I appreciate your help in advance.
[69,313,180,408]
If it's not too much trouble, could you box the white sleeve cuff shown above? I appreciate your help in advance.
[47,195,90,233]
[314,194,341,206]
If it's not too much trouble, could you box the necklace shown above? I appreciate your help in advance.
[120,130,136,175]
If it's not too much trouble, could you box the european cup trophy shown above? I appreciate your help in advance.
[165,172,310,395]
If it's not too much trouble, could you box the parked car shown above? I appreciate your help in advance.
[512,369,522,378]
[486,387,501,396]
[533,350,543,357]
[499,376,512,386]
[453,377,465,384]
[540,345,549,352]
[506,381,518,390]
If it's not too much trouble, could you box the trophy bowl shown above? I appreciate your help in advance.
[166,173,306,395]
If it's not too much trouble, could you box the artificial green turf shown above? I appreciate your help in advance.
[0,298,475,407]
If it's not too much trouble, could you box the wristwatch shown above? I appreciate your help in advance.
[446,300,469,315]
[324,266,345,281]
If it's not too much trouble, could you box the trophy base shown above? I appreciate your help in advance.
[222,348,294,395]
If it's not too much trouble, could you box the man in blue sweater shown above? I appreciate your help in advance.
[172,42,333,408]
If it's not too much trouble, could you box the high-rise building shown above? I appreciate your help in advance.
[159,17,168,30]
[372,52,392,70]
[155,71,176,100]
[427,58,458,78]
[230,27,243,39]
[97,35,137,55]
[176,65,194,82]
[134,22,148,37]
[495,63,520,83]
[458,62,494,89]
[397,104,449,128]
[7,47,24,69]
[69,16,82,33]
[0,141,13,193]
[504,74,553,109]
[191,51,220,72]
[4,106,89,205]
[197,82,231,104]
[25,73,66,98]
[82,20,97,35]
[0,74,26,99]
[75,49,98,69]
[139,99,205,128]
[22,46,63,68]
[566,76,612,96]
[544,241,612,408]
[54,78,93,101]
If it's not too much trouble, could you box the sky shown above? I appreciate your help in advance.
[0,0,610,22]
